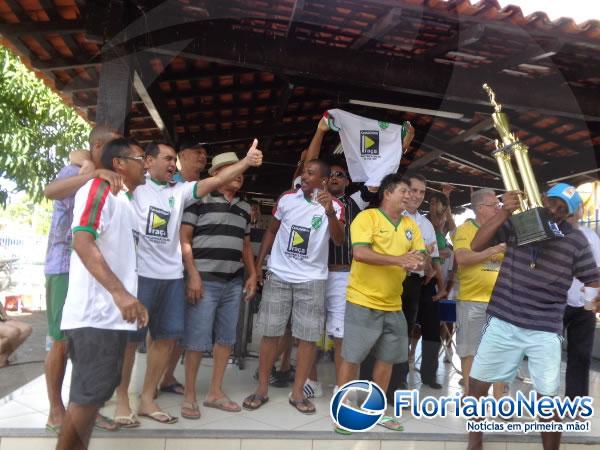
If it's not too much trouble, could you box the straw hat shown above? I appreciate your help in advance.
[209,152,239,175]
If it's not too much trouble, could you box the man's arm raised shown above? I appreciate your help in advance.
[44,169,124,200]
[194,139,263,198]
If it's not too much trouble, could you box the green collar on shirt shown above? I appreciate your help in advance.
[468,218,481,229]
[150,177,167,186]
[377,208,403,230]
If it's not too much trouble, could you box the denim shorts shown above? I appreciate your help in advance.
[182,276,243,352]
[128,276,185,342]
[471,316,562,396]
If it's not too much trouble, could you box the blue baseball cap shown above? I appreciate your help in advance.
[546,183,581,215]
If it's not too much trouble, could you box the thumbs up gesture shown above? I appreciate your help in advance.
[245,138,263,168]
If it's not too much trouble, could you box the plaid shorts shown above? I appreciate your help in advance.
[256,272,325,342]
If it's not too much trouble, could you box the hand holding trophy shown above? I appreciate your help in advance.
[482,84,563,246]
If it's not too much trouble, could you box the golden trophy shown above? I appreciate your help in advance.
[483,84,563,246]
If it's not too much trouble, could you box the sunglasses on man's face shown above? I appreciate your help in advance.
[330,171,347,179]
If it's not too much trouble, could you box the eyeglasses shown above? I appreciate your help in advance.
[330,171,347,179]
[480,203,502,209]
[119,155,145,162]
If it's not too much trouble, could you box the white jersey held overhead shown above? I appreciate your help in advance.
[326,109,406,186]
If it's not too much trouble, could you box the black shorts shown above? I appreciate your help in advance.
[66,327,127,406]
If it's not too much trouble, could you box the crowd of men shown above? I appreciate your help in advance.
[40,115,600,450]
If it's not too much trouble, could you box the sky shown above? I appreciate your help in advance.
[497,0,600,23]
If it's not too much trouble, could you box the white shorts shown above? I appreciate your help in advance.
[326,271,350,339]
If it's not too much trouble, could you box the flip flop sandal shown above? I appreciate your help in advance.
[333,425,352,435]
[203,397,241,412]
[160,382,185,395]
[114,414,141,429]
[94,414,120,432]
[139,410,178,424]
[242,393,269,411]
[377,416,404,431]
[288,394,316,415]
[181,402,201,420]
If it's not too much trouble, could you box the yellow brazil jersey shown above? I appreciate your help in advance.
[346,208,425,311]
[454,219,503,302]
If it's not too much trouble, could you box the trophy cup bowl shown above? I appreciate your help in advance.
[482,84,563,246]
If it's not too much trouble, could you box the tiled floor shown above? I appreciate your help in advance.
[0,341,599,447]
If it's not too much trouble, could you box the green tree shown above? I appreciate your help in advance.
[0,192,52,235]
[0,45,90,202]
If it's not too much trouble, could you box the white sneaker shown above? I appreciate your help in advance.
[303,379,323,398]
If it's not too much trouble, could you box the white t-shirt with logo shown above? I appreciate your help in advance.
[403,210,439,276]
[61,179,138,331]
[567,226,600,307]
[326,108,404,185]
[269,189,344,283]
[132,177,199,279]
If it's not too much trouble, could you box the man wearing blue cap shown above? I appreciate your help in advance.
[466,183,600,450]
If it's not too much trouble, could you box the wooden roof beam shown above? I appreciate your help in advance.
[356,0,600,51]
[0,19,86,36]
[421,24,485,60]
[188,121,316,145]
[132,23,600,121]
[285,0,305,39]
[31,55,101,71]
[350,7,402,50]
[263,81,295,153]
[479,41,563,76]
[133,53,177,143]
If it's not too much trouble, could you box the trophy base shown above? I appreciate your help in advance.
[510,207,564,247]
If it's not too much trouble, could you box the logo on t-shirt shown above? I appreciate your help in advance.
[311,215,323,230]
[405,229,413,241]
[146,206,170,238]
[287,225,310,257]
[360,130,379,158]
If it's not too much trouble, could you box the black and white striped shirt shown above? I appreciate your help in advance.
[488,220,598,334]
[182,192,251,282]
[328,190,369,265]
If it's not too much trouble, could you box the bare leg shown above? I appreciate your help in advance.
[291,340,317,401]
[205,343,238,409]
[338,359,360,388]
[461,356,474,396]
[333,338,343,386]
[372,360,393,393]
[277,329,292,372]
[183,350,203,405]
[114,342,137,418]
[160,345,184,390]
[254,336,279,397]
[45,339,68,427]
[467,377,492,450]
[56,403,99,450]
[138,339,176,414]
[308,365,318,382]
[0,322,31,366]
[539,392,561,450]
[492,382,505,400]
